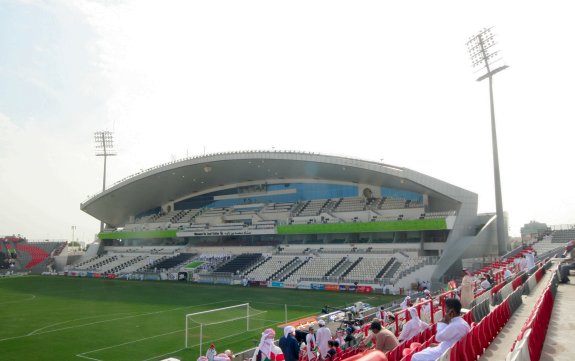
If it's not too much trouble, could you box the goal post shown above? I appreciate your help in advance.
[185,303,267,355]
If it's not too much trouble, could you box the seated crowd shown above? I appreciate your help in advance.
[201,246,551,361]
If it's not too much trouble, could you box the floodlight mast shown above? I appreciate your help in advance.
[94,131,117,232]
[467,28,509,256]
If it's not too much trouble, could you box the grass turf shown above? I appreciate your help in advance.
[0,276,399,361]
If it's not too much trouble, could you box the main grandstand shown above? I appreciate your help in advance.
[76,150,505,289]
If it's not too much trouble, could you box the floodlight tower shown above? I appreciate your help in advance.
[467,28,509,255]
[94,131,117,232]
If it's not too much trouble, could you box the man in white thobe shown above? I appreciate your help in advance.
[305,327,317,360]
[460,269,474,309]
[400,296,411,310]
[315,319,332,359]
[411,298,470,361]
[398,307,430,343]
[376,306,387,322]
[206,344,217,361]
[525,251,536,270]
[504,267,513,280]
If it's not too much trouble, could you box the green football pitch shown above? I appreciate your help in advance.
[0,276,399,361]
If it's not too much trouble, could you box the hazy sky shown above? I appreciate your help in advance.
[1,0,574,243]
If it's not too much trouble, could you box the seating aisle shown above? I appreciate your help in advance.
[478,270,553,361]
[540,282,575,360]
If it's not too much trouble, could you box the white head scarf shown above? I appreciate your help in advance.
[258,328,276,359]
[408,307,420,321]
[284,325,295,337]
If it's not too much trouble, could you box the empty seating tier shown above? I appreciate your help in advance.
[214,253,262,273]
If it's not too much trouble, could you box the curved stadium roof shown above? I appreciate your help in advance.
[80,151,475,228]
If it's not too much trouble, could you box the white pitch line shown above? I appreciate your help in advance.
[0,299,231,343]
[0,294,36,305]
[28,312,138,336]
[78,306,322,361]
[140,347,187,361]
[76,353,103,361]
[77,329,183,357]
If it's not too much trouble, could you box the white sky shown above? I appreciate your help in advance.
[1,0,574,242]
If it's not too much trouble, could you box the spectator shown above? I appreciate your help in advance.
[421,289,432,316]
[224,350,235,359]
[485,273,494,286]
[398,308,430,343]
[479,275,491,290]
[411,298,470,361]
[557,240,575,284]
[459,269,474,309]
[343,327,355,348]
[519,255,528,272]
[315,319,332,359]
[365,320,398,353]
[206,344,217,361]
[279,326,300,361]
[214,350,233,361]
[525,250,536,270]
[358,321,376,349]
[295,329,308,345]
[335,330,345,351]
[504,266,513,280]
[400,296,411,310]
[376,306,386,321]
[254,328,282,361]
[305,327,316,360]
[325,340,336,360]
[333,340,342,358]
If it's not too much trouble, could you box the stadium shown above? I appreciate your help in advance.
[79,150,501,287]
[2,151,574,361]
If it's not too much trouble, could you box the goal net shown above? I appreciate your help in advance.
[185,303,267,355]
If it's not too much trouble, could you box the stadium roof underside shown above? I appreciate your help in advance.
[80,151,476,228]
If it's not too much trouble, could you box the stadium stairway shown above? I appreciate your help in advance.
[478,268,553,360]
[540,279,575,360]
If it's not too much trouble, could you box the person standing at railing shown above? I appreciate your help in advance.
[525,250,536,270]
[400,296,411,310]
[316,319,332,359]
[279,326,300,361]
[376,306,387,321]
[305,327,317,360]
[459,269,474,309]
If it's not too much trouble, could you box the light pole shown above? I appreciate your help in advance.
[71,226,76,247]
[94,131,117,232]
[467,28,509,255]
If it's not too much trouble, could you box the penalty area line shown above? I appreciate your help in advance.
[75,353,103,361]
[0,294,36,305]
[76,329,183,358]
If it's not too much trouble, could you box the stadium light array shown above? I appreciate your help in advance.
[94,131,117,232]
[467,28,509,255]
